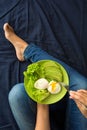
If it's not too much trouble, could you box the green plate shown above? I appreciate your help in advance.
[24,60,69,104]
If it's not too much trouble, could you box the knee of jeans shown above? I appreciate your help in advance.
[78,77,87,90]
[8,83,24,106]
[70,76,87,91]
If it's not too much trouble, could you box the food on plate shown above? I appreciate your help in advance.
[24,60,69,104]
[34,78,49,89]
[34,78,61,94]
[48,80,61,94]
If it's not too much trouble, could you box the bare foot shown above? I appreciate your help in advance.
[3,23,28,61]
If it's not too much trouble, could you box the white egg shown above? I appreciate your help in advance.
[48,81,61,94]
[34,78,49,89]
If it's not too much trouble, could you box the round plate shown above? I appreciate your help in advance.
[24,60,69,104]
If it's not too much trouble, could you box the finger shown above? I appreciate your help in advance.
[77,89,87,93]
[70,92,87,118]
[69,91,80,100]
[76,91,87,102]
[69,91,87,106]
[77,90,87,97]
[69,90,87,100]
[75,100,87,118]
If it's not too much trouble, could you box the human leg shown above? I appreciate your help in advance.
[8,83,36,130]
[4,23,87,130]
[3,23,28,61]
[4,23,67,130]
[11,44,87,129]
[26,44,87,129]
[8,82,64,130]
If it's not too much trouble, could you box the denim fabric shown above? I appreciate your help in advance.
[0,0,87,129]
[9,44,87,130]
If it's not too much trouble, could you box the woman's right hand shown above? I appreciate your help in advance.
[69,90,87,118]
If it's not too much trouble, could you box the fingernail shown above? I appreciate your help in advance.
[69,91,74,95]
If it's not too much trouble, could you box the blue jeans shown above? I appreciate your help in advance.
[8,44,87,130]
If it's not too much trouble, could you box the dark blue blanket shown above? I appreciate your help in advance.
[0,0,87,129]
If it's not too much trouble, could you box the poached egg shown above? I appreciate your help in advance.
[48,80,61,94]
[34,78,49,89]
[34,78,61,94]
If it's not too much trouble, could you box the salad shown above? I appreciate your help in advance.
[23,60,69,104]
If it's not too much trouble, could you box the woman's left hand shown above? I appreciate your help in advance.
[69,90,87,118]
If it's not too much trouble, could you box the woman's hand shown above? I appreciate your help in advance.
[69,90,87,118]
